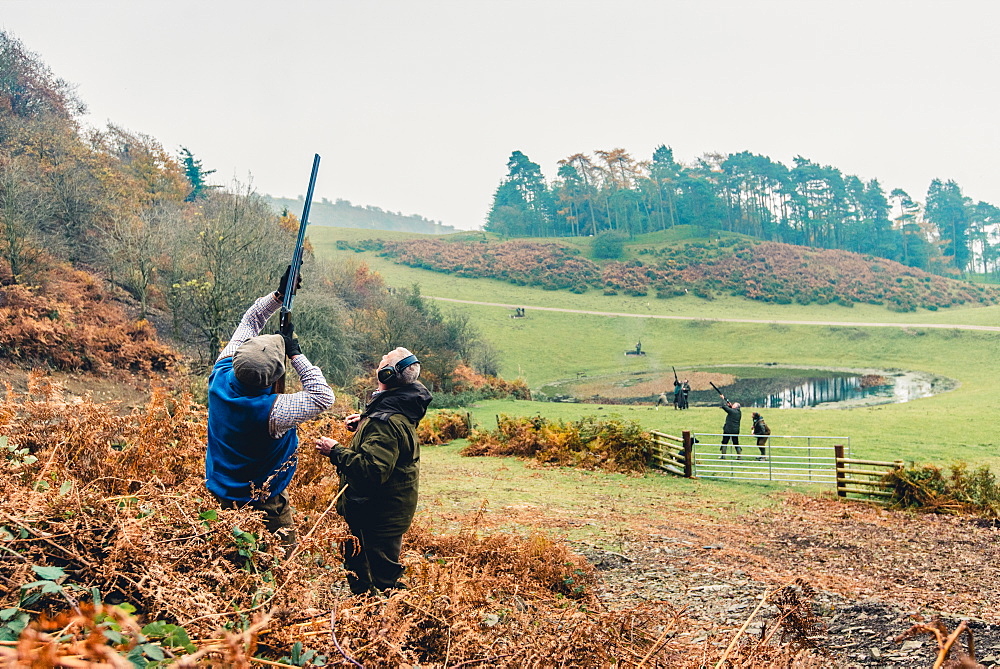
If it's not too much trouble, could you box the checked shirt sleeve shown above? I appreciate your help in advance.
[269,354,336,438]
[217,292,282,362]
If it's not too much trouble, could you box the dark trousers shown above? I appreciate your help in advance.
[214,490,297,558]
[721,433,741,455]
[343,521,405,595]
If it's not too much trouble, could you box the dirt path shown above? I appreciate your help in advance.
[490,491,1000,667]
[427,296,1000,332]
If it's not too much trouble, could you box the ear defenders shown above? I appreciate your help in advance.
[377,354,419,386]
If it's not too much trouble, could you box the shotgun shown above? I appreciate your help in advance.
[672,366,679,385]
[275,154,321,393]
[709,381,731,406]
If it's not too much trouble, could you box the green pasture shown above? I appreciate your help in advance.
[418,439,793,544]
[310,226,1000,470]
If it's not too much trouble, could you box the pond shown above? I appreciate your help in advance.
[540,366,953,409]
[686,370,943,409]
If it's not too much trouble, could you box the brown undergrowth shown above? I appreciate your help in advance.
[417,410,472,446]
[0,263,178,375]
[462,414,653,474]
[1,377,828,666]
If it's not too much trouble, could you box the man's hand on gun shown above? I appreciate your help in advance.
[279,318,302,359]
[277,260,303,299]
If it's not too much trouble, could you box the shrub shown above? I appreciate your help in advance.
[418,410,471,445]
[462,414,653,474]
[591,231,627,260]
[883,462,1000,518]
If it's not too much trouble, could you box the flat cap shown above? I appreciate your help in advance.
[233,334,285,389]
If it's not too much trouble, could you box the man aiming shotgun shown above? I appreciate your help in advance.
[711,381,743,458]
[205,154,334,559]
[672,366,683,410]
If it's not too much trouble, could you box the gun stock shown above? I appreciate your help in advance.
[275,153,321,393]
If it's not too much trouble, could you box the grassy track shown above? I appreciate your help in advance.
[310,226,1000,469]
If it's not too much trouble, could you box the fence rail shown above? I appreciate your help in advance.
[649,431,902,502]
[834,443,902,500]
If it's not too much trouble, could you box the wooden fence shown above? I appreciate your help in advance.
[834,443,903,501]
[649,430,693,478]
[650,432,902,503]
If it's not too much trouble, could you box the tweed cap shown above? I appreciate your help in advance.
[233,334,285,389]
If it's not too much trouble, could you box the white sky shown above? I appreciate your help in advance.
[2,0,997,230]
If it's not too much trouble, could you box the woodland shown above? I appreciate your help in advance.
[3,29,1000,669]
[485,148,999,279]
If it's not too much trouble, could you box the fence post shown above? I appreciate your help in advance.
[682,430,694,479]
[834,443,846,498]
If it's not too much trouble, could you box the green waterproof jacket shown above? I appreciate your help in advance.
[329,382,432,538]
[720,401,742,434]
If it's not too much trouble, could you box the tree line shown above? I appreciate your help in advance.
[264,195,455,234]
[0,31,495,395]
[486,147,999,277]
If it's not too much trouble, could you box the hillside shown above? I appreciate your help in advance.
[338,235,1000,311]
[0,262,178,377]
[265,195,456,234]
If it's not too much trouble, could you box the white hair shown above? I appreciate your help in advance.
[386,347,420,384]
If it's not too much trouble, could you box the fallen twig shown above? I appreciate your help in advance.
[715,589,771,669]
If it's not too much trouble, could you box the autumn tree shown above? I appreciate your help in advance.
[165,184,293,362]
[0,31,83,130]
[0,156,46,281]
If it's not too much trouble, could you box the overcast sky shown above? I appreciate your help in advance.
[3,0,997,230]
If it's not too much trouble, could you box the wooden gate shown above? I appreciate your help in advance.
[650,431,901,502]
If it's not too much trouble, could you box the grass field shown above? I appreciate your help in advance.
[310,226,1000,470]
[418,438,798,544]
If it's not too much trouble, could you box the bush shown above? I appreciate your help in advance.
[418,410,471,445]
[591,230,627,260]
[462,414,653,473]
[884,462,1000,518]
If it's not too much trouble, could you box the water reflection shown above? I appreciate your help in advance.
[743,374,934,409]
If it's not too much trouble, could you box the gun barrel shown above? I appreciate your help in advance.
[282,153,321,318]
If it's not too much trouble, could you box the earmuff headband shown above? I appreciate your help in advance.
[377,353,420,385]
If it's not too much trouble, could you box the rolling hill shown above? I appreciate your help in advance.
[336,233,1000,311]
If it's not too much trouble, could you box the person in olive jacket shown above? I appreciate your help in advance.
[315,347,432,595]
[717,392,743,458]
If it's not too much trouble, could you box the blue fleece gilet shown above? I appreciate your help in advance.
[206,356,297,502]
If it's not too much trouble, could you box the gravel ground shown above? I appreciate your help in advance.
[570,493,1000,668]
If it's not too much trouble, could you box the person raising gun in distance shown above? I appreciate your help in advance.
[716,390,743,458]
